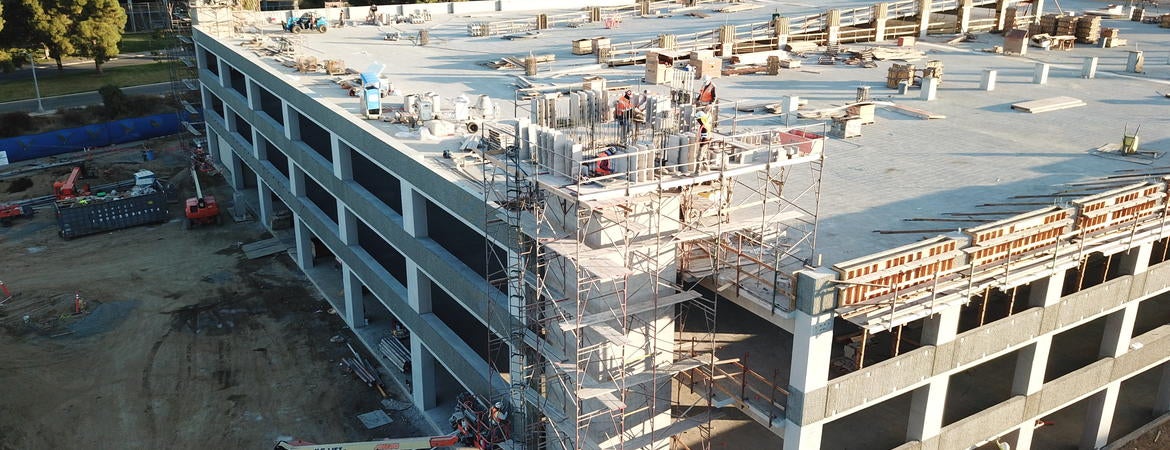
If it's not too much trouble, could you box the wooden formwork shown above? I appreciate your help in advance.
[963,206,1073,268]
[833,236,967,307]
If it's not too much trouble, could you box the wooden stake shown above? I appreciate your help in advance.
[1008,286,1018,316]
[893,325,904,357]
[1102,253,1112,284]
[1077,257,1088,291]
[979,286,990,326]
[858,329,869,370]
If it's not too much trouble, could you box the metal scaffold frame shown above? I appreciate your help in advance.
[476,87,825,448]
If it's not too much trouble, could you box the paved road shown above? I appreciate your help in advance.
[0,82,175,114]
[0,52,162,82]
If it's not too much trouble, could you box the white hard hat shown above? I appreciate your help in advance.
[702,75,712,84]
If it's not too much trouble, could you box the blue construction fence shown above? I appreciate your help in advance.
[0,112,191,164]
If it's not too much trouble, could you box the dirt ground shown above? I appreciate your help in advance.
[0,141,432,449]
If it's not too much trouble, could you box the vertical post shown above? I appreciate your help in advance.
[918,0,933,38]
[826,9,842,46]
[1155,362,1170,415]
[958,0,974,33]
[920,76,939,101]
[1032,63,1049,84]
[408,264,437,410]
[341,264,365,328]
[773,16,790,50]
[873,3,890,42]
[1033,0,1046,20]
[906,306,960,442]
[980,69,997,91]
[1012,270,1066,450]
[27,53,44,113]
[1127,51,1145,73]
[1082,57,1099,79]
[784,269,836,450]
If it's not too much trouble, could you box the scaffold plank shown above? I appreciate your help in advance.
[559,291,701,332]
[673,211,805,242]
[544,239,632,280]
[600,411,726,450]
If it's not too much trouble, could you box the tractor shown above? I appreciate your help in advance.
[284,12,328,33]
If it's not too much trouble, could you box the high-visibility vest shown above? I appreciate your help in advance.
[614,97,633,119]
[698,83,716,103]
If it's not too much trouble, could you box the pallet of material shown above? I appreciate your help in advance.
[1011,96,1086,113]
[241,237,290,259]
[886,104,945,120]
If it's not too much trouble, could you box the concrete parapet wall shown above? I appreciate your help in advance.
[822,346,935,419]
[937,396,1026,450]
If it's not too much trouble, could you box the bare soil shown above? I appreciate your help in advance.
[0,144,430,449]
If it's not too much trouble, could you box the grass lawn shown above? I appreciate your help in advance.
[0,62,175,103]
[118,33,178,54]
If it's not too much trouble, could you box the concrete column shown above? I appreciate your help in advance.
[920,76,939,101]
[1032,63,1049,84]
[258,180,274,227]
[246,80,260,110]
[907,306,961,441]
[1081,294,1139,449]
[994,0,1011,31]
[338,204,358,246]
[1127,51,1145,73]
[289,162,305,197]
[331,135,352,180]
[1082,57,1099,79]
[784,269,837,450]
[1011,269,1065,450]
[958,0,974,33]
[980,69,998,91]
[293,218,314,270]
[1033,0,1045,20]
[918,0,933,38]
[873,3,889,42]
[408,263,437,409]
[342,265,366,328]
[1155,362,1170,414]
[826,9,842,46]
[283,103,299,142]
[223,142,245,189]
[224,108,238,134]
[402,184,428,238]
[1118,242,1153,275]
[217,57,229,87]
[1081,384,1121,450]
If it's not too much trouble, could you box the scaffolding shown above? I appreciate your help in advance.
[477,86,825,448]
[166,1,211,173]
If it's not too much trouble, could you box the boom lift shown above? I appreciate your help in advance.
[53,166,89,200]
[184,167,221,229]
[273,434,461,450]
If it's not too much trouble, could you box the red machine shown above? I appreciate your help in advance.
[449,392,512,450]
[0,204,32,226]
[53,166,89,200]
[184,168,221,229]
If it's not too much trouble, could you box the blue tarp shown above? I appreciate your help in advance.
[0,112,188,164]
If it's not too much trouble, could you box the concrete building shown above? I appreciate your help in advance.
[190,0,1170,448]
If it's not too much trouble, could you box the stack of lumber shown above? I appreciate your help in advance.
[1037,14,1060,34]
[1010,96,1086,113]
[1055,15,1079,36]
[1075,15,1101,43]
[887,63,914,88]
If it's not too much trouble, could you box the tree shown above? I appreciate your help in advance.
[23,0,78,70]
[98,84,128,117]
[74,0,127,72]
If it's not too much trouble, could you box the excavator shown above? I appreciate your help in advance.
[273,434,464,450]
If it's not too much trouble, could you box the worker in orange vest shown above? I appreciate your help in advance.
[696,75,716,106]
[614,90,635,142]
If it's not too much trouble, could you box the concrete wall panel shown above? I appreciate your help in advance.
[1038,359,1113,413]
[1143,262,1170,297]
[952,311,1042,367]
[1058,278,1131,327]
[937,396,1026,450]
[1113,325,1170,379]
[824,347,934,415]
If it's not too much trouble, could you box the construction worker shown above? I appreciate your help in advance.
[695,111,712,169]
[614,90,635,142]
[696,75,716,106]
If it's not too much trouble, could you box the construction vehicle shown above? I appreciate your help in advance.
[273,434,461,450]
[53,166,89,200]
[285,12,328,33]
[0,203,33,226]
[184,167,221,229]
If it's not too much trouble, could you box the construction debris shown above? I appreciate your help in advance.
[356,410,393,429]
[1011,96,1087,113]
[241,237,290,259]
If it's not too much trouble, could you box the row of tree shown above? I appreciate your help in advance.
[0,0,127,72]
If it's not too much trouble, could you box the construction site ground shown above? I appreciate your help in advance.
[0,139,432,449]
